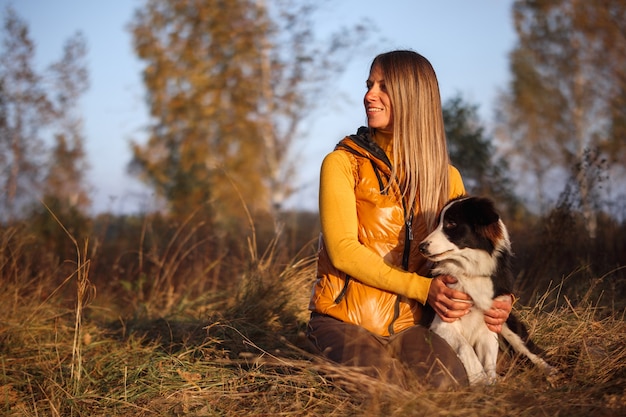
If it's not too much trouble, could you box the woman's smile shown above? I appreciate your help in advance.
[364,64,393,131]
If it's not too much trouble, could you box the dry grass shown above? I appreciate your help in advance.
[1,222,625,417]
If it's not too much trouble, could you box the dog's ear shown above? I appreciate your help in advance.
[470,197,505,243]
[470,197,500,226]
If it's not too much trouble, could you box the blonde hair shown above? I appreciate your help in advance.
[371,50,450,231]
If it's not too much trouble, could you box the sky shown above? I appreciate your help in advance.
[1,0,516,214]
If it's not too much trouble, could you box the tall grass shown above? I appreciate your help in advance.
[42,203,95,398]
[1,211,625,416]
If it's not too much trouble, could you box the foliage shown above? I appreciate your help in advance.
[128,0,370,223]
[443,94,522,218]
[496,0,626,235]
[128,0,267,221]
[510,191,626,311]
[0,6,90,221]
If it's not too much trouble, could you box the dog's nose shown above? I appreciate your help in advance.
[418,241,429,254]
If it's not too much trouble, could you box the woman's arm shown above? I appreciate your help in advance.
[319,151,433,304]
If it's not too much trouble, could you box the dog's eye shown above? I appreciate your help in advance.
[444,220,456,229]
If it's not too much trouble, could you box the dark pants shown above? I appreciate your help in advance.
[307,313,468,390]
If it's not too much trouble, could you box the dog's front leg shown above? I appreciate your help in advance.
[474,329,499,383]
[431,321,487,385]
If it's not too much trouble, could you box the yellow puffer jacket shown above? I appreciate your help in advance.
[309,130,435,337]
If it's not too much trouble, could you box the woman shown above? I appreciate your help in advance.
[307,50,513,389]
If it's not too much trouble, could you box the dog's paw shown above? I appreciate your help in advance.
[468,370,490,386]
[544,366,565,387]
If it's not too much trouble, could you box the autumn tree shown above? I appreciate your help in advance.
[0,7,90,221]
[128,0,368,224]
[496,0,626,237]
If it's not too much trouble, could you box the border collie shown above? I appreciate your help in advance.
[418,196,557,385]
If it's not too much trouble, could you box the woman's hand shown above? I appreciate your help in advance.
[427,275,473,322]
[483,295,513,333]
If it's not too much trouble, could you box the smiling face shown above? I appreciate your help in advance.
[364,64,393,132]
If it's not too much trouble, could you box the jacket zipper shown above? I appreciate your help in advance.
[338,130,413,336]
[402,211,413,269]
[334,275,351,304]
[388,205,414,335]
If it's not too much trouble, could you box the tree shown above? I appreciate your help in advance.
[129,0,265,222]
[443,94,520,218]
[496,0,626,236]
[253,0,368,217]
[0,7,50,220]
[0,7,90,221]
[128,0,368,224]
[44,32,91,212]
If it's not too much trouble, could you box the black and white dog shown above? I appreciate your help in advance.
[419,196,557,385]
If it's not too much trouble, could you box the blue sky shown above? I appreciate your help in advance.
[1,0,516,214]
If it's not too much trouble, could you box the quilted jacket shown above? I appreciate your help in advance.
[309,127,434,336]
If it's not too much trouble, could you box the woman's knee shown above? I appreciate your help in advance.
[389,325,469,389]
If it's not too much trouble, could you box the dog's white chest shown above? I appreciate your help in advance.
[432,307,493,345]
[449,275,495,311]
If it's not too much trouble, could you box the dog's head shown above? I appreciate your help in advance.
[418,197,511,274]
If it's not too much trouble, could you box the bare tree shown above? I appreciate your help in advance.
[255,0,368,217]
[0,7,50,219]
[44,32,91,211]
[0,7,91,221]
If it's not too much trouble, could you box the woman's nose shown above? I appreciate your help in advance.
[365,88,377,101]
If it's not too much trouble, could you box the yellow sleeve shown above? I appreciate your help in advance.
[448,165,466,199]
[319,151,433,304]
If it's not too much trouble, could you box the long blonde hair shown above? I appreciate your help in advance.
[371,50,450,231]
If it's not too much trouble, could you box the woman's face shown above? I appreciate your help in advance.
[364,64,393,132]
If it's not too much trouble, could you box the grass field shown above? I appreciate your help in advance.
[1,219,625,416]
